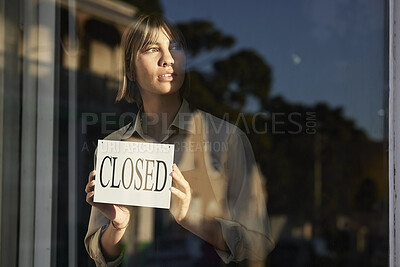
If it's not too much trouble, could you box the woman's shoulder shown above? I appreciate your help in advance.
[195,109,247,139]
[194,109,255,161]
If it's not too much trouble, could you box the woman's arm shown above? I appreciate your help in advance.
[85,170,131,262]
[170,127,275,263]
[169,164,229,252]
[100,218,129,260]
[219,130,275,261]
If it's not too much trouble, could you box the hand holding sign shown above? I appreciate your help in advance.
[170,164,192,223]
[85,170,131,229]
[94,140,175,209]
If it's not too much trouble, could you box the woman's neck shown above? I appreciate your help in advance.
[141,93,182,141]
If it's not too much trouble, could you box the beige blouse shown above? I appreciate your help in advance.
[84,99,275,266]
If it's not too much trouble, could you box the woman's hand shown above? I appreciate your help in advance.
[169,164,192,223]
[85,170,131,228]
[168,164,229,252]
[86,170,131,259]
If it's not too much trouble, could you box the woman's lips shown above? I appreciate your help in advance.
[158,73,175,81]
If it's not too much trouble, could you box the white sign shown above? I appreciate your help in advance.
[94,140,175,209]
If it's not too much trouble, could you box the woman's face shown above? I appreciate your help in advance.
[134,28,186,99]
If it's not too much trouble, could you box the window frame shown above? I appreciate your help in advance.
[0,0,397,266]
[389,0,399,266]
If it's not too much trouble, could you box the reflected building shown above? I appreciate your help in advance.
[58,1,159,265]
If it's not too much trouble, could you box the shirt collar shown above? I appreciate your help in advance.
[125,99,196,140]
[170,99,196,134]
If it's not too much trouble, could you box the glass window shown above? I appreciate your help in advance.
[0,0,389,266]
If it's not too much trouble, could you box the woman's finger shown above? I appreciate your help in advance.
[170,186,186,200]
[171,164,190,190]
[88,170,96,183]
[86,191,94,204]
[172,164,185,181]
[85,179,96,193]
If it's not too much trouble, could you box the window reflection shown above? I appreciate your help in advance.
[67,1,388,266]
[0,0,387,266]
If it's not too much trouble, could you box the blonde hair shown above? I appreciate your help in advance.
[116,14,187,104]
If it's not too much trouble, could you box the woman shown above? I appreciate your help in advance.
[85,14,274,266]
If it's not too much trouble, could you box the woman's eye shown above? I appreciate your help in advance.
[146,47,159,53]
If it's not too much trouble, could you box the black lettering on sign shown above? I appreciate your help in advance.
[98,156,170,192]
[122,158,133,189]
[99,156,112,188]
[143,159,155,191]
[110,157,120,188]
[135,158,143,190]
[154,160,167,192]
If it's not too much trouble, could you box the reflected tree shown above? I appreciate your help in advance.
[177,20,235,57]
[88,2,387,265]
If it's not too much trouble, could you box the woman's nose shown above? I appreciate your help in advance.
[159,50,174,67]
[162,61,174,67]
